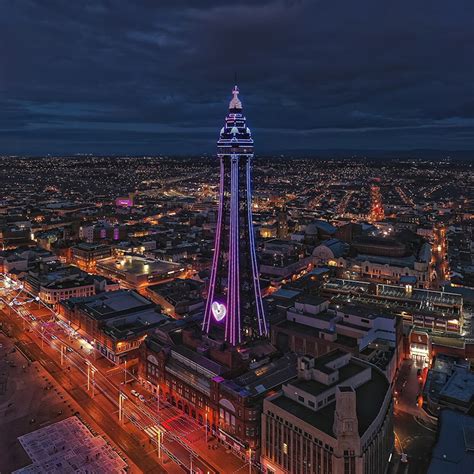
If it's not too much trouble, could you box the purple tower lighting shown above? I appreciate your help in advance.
[202,86,268,345]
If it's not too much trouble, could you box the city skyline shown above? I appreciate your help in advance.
[2,1,474,156]
[1,3,474,474]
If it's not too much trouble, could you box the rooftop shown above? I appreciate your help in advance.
[269,359,389,437]
[428,410,474,474]
[97,255,183,277]
[14,416,127,473]
[63,290,154,321]
[439,367,474,406]
[220,353,298,398]
[293,358,367,397]
[296,294,328,307]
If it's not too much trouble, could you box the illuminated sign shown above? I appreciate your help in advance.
[115,198,133,207]
[211,301,226,322]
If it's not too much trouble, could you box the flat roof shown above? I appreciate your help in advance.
[69,290,154,321]
[15,416,127,473]
[439,368,474,405]
[428,410,474,474]
[289,309,336,323]
[296,295,328,306]
[73,242,110,250]
[293,359,365,397]
[97,256,182,277]
[273,288,301,300]
[221,353,298,398]
[340,304,395,320]
[171,345,226,376]
[269,363,389,437]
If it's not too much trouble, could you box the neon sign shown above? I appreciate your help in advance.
[211,301,226,322]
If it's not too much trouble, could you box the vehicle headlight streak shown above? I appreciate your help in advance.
[0,279,209,473]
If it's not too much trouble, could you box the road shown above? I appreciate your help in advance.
[0,307,171,473]
[388,360,437,474]
[0,275,252,473]
[431,225,449,289]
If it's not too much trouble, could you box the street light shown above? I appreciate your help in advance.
[157,428,162,459]
[87,362,96,396]
[118,392,127,422]
[156,383,160,412]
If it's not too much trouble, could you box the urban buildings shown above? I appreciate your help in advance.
[95,255,185,290]
[79,221,127,243]
[422,354,474,415]
[0,148,473,473]
[25,262,96,305]
[58,290,168,362]
[271,297,403,383]
[146,278,204,318]
[321,278,463,336]
[261,350,394,474]
[427,409,474,474]
[71,243,112,272]
[138,328,297,458]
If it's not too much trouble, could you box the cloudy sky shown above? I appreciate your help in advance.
[1,0,474,155]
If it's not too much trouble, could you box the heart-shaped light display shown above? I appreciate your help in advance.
[211,301,226,321]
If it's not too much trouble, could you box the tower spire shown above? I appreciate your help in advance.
[229,85,242,110]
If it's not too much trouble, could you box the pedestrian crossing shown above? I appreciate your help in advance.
[144,424,162,439]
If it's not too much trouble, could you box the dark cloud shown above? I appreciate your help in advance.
[1,0,474,155]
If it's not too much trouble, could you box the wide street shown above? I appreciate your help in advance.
[0,275,252,473]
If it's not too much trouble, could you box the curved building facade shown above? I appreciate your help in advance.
[261,351,394,474]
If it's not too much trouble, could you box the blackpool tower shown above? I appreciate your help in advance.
[202,86,268,346]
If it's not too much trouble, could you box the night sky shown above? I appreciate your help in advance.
[1,0,474,156]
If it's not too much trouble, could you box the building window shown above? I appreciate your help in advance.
[344,450,355,474]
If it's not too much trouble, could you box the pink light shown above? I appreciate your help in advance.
[211,301,226,321]
[115,198,132,207]
[202,159,225,333]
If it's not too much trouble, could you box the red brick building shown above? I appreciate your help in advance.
[138,327,297,460]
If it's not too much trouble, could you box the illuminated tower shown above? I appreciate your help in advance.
[370,183,385,222]
[202,86,268,345]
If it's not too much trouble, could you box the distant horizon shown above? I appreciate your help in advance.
[2,149,474,160]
